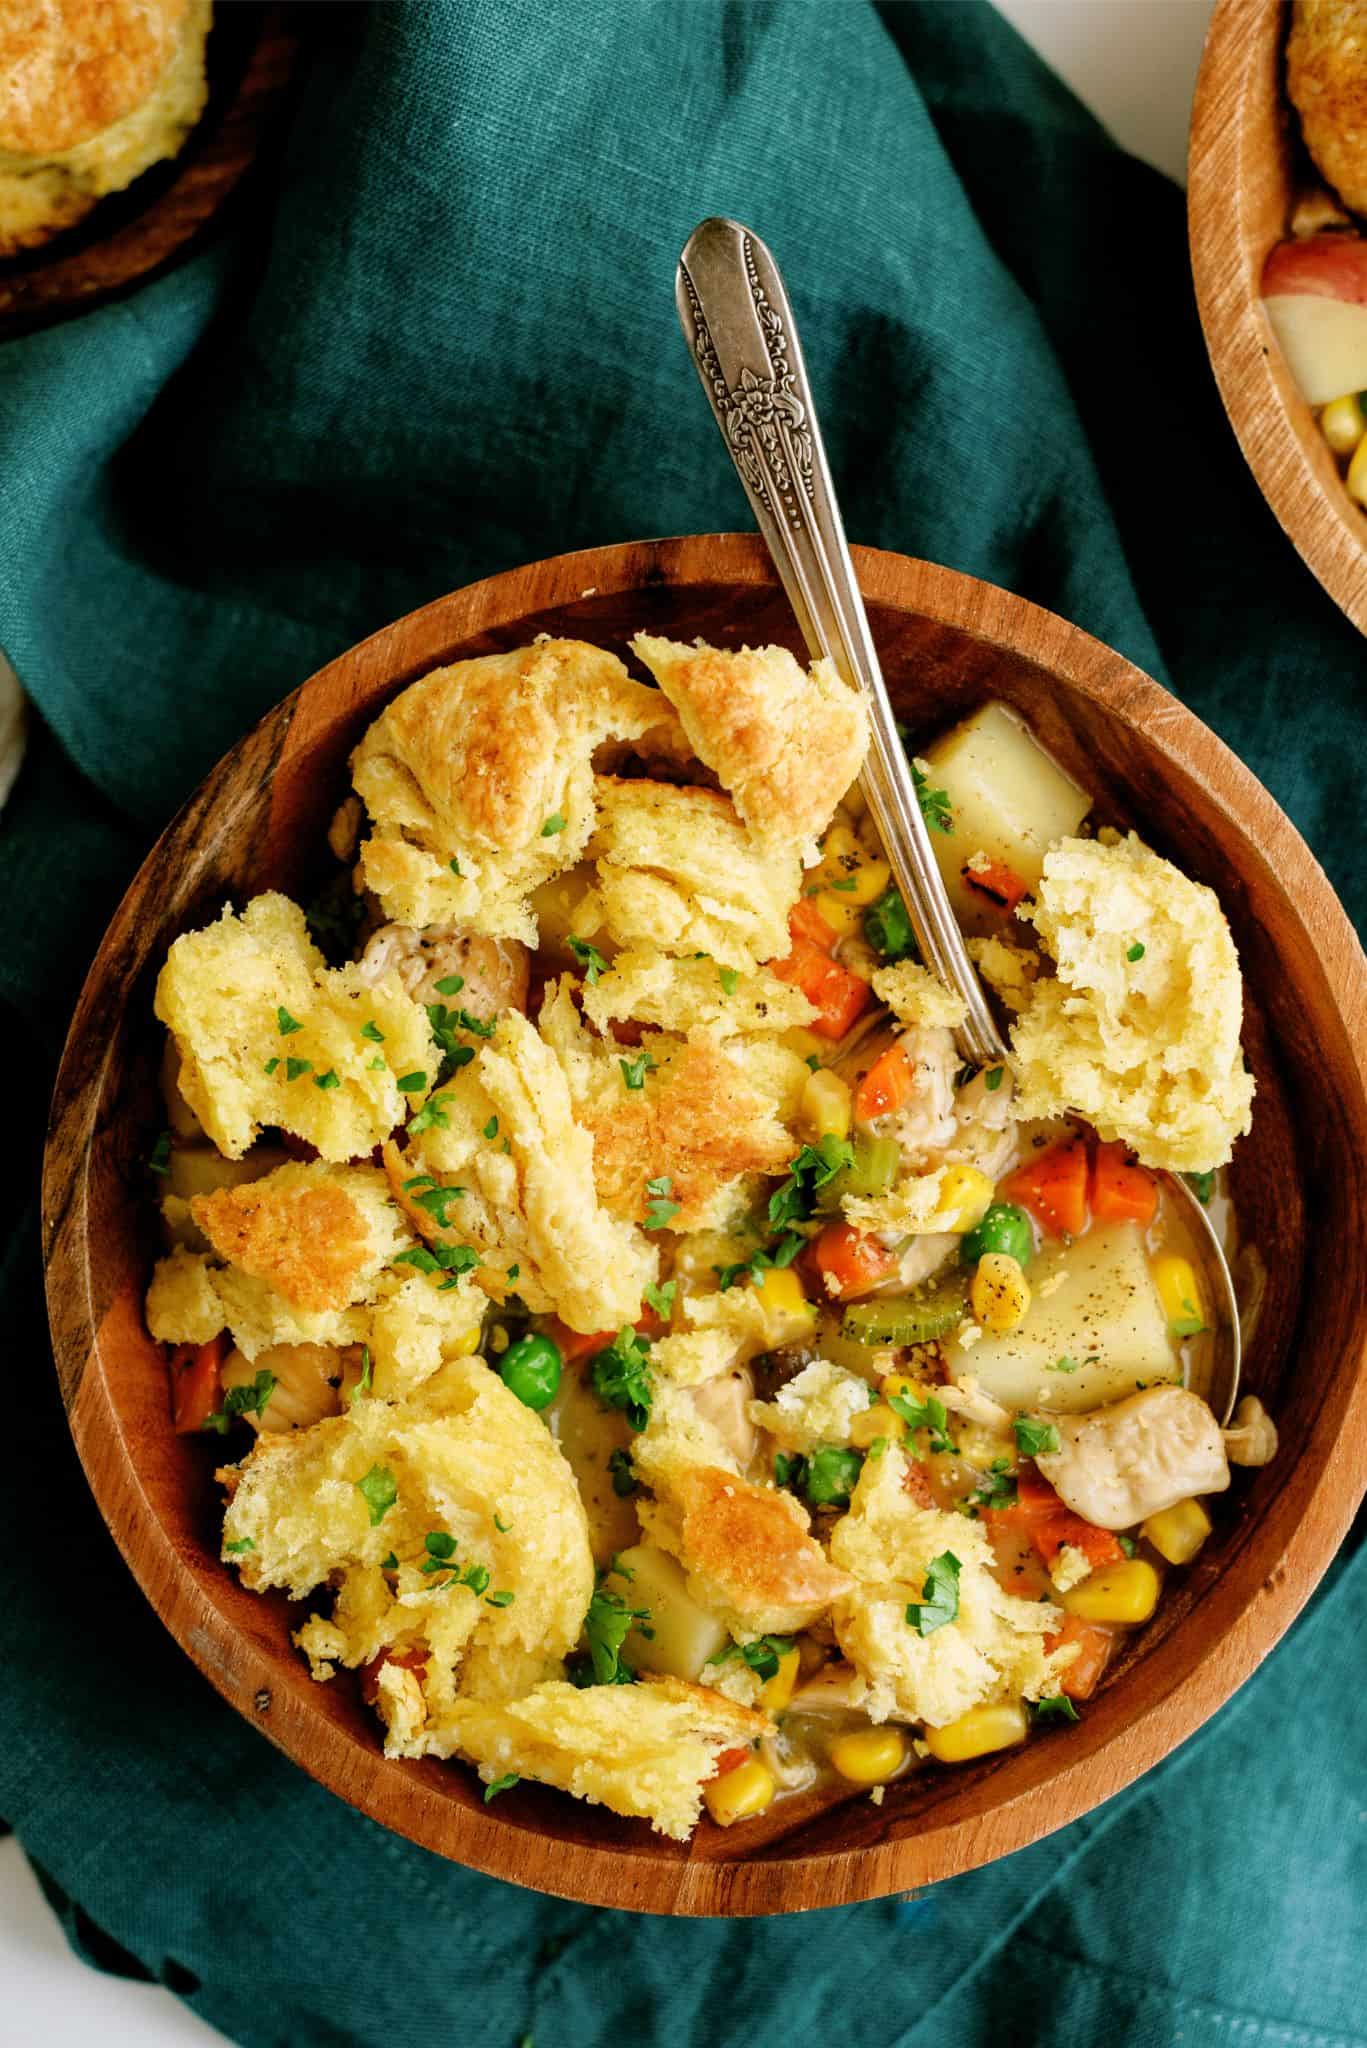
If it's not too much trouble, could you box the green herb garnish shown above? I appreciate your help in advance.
[568,937,608,985]
[589,1327,655,1430]
[905,1550,961,1637]
[356,1465,398,1525]
[1013,1417,1062,1457]
[643,1174,679,1230]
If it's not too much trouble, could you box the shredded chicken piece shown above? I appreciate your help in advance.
[360,923,530,1019]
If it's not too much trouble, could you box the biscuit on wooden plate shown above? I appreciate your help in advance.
[0,0,211,255]
[1287,0,1367,219]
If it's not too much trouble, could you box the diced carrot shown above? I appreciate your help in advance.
[1044,1614,1115,1701]
[708,1745,754,1782]
[1000,1136,1089,1237]
[902,1459,934,1509]
[853,1039,917,1123]
[1030,1514,1126,1573]
[808,1221,897,1299]
[359,1643,429,1707]
[1090,1140,1158,1227]
[770,903,872,1039]
[982,1466,1062,1532]
[961,855,1030,915]
[169,1335,226,1434]
[548,1306,666,1367]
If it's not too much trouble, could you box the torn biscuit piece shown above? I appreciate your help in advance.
[351,640,684,939]
[632,635,868,855]
[155,893,434,1162]
[640,1464,852,1635]
[589,775,800,970]
[582,943,815,1038]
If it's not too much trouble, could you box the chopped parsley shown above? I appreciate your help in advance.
[718,966,740,995]
[1048,1356,1080,1374]
[147,1129,172,1176]
[355,1465,398,1525]
[202,1370,276,1435]
[589,1327,655,1430]
[285,1056,312,1083]
[407,1092,452,1137]
[715,1234,804,1291]
[314,1068,340,1090]
[393,1242,480,1289]
[381,1552,399,1570]
[350,1346,373,1404]
[224,1537,256,1555]
[828,876,858,892]
[484,1773,520,1802]
[435,974,465,996]
[985,1067,1004,1092]
[619,1052,655,1091]
[1118,1535,1138,1558]
[643,1174,679,1230]
[707,1635,794,1683]
[483,1115,499,1140]
[494,1514,511,1533]
[449,857,462,876]
[1186,1170,1216,1205]
[540,813,568,836]
[1033,1694,1081,1724]
[888,1390,956,1456]
[568,936,608,985]
[361,1020,385,1043]
[912,760,953,835]
[413,1182,465,1228]
[263,1057,280,1076]
[906,1551,961,1636]
[774,1450,807,1492]
[964,1458,1016,1511]
[768,1135,854,1232]
[276,1007,303,1036]
[368,1055,386,1071]
[582,1576,650,1686]
[608,1448,638,1498]
[643,1278,676,1320]
[396,1070,427,1093]
[1172,1297,1208,1338]
[1014,1416,1062,1457]
[1126,942,1146,962]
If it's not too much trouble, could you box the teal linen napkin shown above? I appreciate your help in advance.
[2,4,1364,2044]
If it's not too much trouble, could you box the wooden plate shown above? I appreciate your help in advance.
[0,4,298,341]
[41,535,1367,1915]
[1189,0,1367,633]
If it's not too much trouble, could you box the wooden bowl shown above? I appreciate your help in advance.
[0,4,299,341]
[1189,0,1367,633]
[42,534,1367,1915]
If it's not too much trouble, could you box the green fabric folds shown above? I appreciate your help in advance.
[0,4,1363,2044]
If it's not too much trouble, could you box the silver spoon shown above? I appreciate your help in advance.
[674,214,1241,1423]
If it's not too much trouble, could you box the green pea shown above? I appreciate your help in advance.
[803,1444,864,1509]
[498,1332,562,1411]
[862,885,918,962]
[959,1201,1033,1269]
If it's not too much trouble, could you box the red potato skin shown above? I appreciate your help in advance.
[1262,234,1367,306]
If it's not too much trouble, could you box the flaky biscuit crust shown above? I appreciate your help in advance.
[1288,0,1367,218]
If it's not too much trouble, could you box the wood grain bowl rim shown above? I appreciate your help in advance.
[42,533,1367,1916]
[1188,0,1367,635]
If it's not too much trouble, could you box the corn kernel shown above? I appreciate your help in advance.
[1348,431,1367,508]
[1141,1496,1212,1566]
[1151,1254,1205,1338]
[1321,392,1367,457]
[879,1372,921,1402]
[753,1267,816,1347]
[923,1700,1028,1764]
[938,1162,995,1233]
[1062,1557,1160,1624]
[850,1401,906,1450]
[799,1067,853,1144]
[759,1647,801,1716]
[703,1756,774,1826]
[814,824,891,906]
[829,1726,909,1785]
[812,889,863,938]
[970,1252,1031,1333]
[450,1324,484,1358]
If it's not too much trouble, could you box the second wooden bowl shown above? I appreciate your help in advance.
[1189,0,1367,633]
[41,534,1367,1915]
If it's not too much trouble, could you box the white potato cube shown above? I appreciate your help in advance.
[608,1544,731,1681]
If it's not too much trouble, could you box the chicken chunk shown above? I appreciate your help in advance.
[1033,1384,1230,1530]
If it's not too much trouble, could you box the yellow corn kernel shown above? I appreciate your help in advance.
[1062,1557,1161,1624]
[850,1401,906,1450]
[829,1725,909,1785]
[814,824,891,902]
[1151,1254,1205,1338]
[1141,1496,1212,1566]
[811,888,864,939]
[923,1700,1028,1764]
[799,1067,853,1144]
[1321,392,1367,456]
[879,1372,933,1404]
[703,1756,774,1826]
[753,1267,816,1347]
[938,1162,995,1233]
[450,1323,484,1358]
[759,1647,801,1716]
[970,1251,1031,1334]
[1348,431,1367,508]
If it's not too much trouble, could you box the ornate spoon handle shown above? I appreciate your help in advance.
[675,213,1006,1067]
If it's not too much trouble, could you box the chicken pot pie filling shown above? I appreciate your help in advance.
[144,637,1275,1839]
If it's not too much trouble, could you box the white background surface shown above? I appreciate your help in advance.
[1,2,1216,2040]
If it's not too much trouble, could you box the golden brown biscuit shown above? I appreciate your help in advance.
[192,1168,376,1315]
[641,1464,852,1634]
[632,634,868,853]
[351,641,685,939]
[1288,1,1367,218]
[0,0,210,255]
[581,1031,795,1232]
